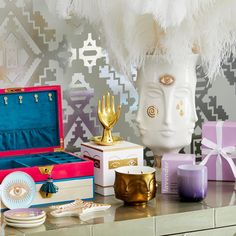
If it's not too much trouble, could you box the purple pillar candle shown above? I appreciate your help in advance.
[177,164,208,202]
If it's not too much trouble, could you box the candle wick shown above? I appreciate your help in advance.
[141,171,143,174]
[128,171,129,174]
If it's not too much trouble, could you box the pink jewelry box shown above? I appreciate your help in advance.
[0,85,94,207]
[161,153,195,194]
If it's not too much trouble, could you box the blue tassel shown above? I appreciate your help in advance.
[40,177,58,198]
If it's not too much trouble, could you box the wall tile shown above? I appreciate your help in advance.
[0,0,234,163]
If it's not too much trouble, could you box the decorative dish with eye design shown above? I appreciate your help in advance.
[1,171,36,209]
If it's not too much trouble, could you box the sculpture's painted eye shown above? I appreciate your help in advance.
[159,74,175,85]
[8,184,28,200]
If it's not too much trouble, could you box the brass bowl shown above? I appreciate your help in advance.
[114,166,157,205]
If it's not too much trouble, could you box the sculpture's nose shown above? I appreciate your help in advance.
[163,95,173,126]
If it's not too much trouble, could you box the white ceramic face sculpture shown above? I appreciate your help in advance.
[136,55,198,156]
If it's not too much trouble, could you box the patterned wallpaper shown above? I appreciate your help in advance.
[0,0,235,164]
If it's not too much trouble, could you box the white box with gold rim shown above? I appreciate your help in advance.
[81,141,143,196]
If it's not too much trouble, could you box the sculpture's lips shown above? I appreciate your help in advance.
[139,127,194,136]
[159,130,175,137]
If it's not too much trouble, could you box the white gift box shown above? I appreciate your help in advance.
[81,141,144,196]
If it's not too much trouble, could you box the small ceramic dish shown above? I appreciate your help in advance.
[1,171,36,209]
[4,216,46,224]
[4,208,45,221]
[4,219,45,228]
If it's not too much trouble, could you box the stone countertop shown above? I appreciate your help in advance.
[2,181,236,236]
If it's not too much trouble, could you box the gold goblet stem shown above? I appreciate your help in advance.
[101,128,113,144]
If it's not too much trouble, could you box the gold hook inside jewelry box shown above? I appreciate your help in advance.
[3,96,8,105]
[19,95,23,104]
[34,94,39,103]
[48,93,53,101]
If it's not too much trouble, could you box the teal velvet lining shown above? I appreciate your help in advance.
[0,152,85,170]
[0,90,59,151]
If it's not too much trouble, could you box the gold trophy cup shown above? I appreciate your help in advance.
[91,92,122,145]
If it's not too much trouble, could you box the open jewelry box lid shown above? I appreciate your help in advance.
[0,85,64,158]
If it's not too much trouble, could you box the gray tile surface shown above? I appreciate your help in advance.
[156,209,214,235]
[93,217,155,236]
[23,225,92,236]
[185,225,236,236]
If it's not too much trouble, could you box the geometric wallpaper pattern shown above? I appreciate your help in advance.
[0,0,235,165]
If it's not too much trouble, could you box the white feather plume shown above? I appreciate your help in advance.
[55,0,236,81]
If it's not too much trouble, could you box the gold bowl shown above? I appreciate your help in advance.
[114,166,157,205]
